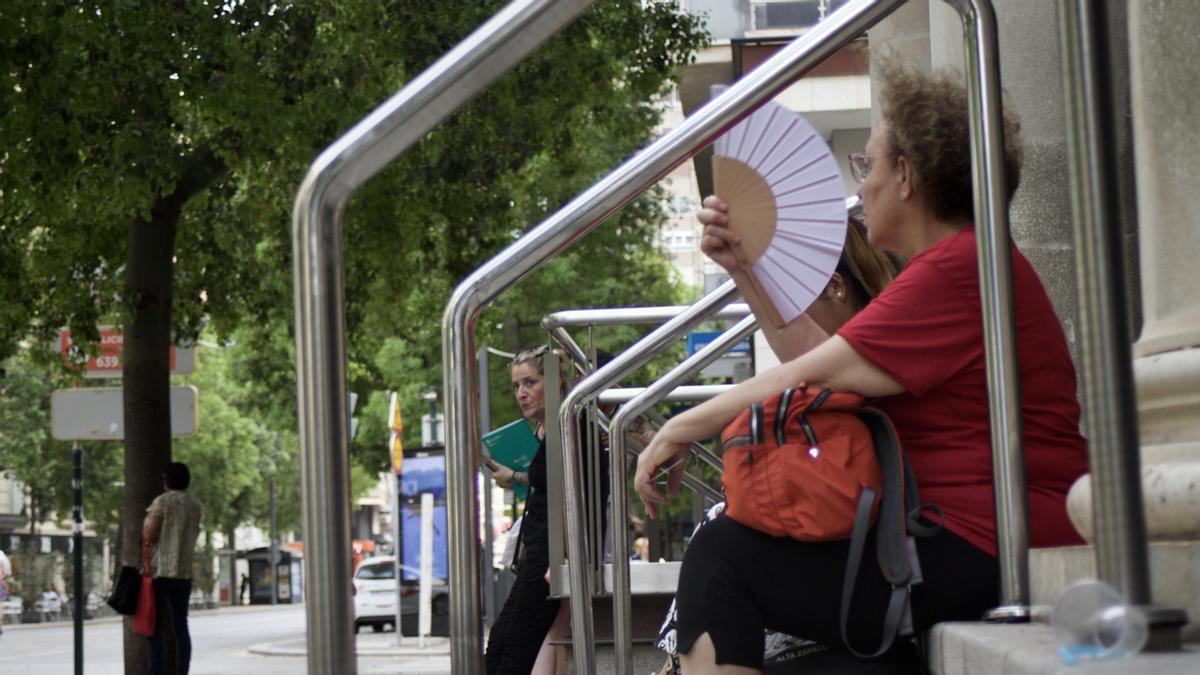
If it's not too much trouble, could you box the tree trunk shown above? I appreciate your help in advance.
[120,207,177,675]
[117,135,228,675]
[28,491,37,536]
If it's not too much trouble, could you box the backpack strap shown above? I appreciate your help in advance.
[839,407,923,659]
[857,407,911,585]
[840,485,912,659]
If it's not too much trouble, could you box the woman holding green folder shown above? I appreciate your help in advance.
[485,345,579,675]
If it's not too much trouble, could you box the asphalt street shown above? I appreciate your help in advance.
[0,603,451,674]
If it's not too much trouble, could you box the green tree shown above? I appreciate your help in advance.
[2,2,705,668]
[0,351,69,535]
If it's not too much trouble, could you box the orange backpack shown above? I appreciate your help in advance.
[720,385,940,658]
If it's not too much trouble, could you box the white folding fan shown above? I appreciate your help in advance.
[712,99,848,328]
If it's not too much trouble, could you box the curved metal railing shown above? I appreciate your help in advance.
[607,315,759,671]
[289,0,1173,668]
[291,2,595,671]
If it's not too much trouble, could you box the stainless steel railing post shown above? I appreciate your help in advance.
[1055,0,1186,648]
[942,0,1031,621]
[293,3,595,672]
[608,316,759,674]
[556,281,741,673]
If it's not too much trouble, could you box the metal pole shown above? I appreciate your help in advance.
[942,0,1032,622]
[394,471,404,642]
[608,316,758,674]
[444,1,905,666]
[477,347,496,625]
[557,283,750,668]
[1055,0,1186,648]
[72,440,83,675]
[429,396,439,445]
[270,434,279,607]
[292,3,596,671]
[542,304,753,329]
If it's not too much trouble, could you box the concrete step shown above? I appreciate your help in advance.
[929,622,1200,675]
[559,593,674,674]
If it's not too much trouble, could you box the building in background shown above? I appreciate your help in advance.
[658,0,869,370]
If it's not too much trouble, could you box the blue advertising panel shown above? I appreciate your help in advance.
[684,330,752,357]
[399,454,448,581]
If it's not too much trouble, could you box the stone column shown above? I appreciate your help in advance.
[1066,0,1200,543]
[867,0,931,117]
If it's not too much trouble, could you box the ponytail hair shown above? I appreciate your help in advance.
[838,215,905,308]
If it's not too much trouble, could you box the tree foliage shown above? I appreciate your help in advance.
[0,2,709,634]
[2,1,705,360]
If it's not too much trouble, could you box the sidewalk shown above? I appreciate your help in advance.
[248,632,451,658]
[0,599,296,631]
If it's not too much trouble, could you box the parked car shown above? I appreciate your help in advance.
[352,556,449,633]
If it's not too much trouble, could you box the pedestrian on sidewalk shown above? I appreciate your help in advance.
[0,546,11,634]
[142,462,204,675]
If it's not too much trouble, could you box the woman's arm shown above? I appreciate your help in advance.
[633,335,904,518]
[699,195,832,362]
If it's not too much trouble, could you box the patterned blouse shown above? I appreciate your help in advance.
[147,491,203,579]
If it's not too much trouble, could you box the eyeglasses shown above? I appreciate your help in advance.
[848,151,888,184]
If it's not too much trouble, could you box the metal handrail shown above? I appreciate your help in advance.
[608,315,759,673]
[543,304,752,377]
[543,304,755,329]
[280,0,1088,664]
[291,2,595,671]
[543,303,750,458]
[606,419,724,504]
[1056,0,1183,645]
[1056,0,1146,603]
[944,0,1030,622]
[554,281,740,672]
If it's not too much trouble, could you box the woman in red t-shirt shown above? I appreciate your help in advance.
[634,63,1088,673]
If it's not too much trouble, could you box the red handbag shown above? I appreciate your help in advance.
[720,387,882,540]
[132,546,156,637]
[719,385,941,658]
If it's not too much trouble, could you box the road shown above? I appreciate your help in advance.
[0,603,451,674]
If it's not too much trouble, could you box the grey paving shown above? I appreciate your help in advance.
[0,602,450,674]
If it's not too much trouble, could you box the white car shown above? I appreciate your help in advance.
[352,556,449,633]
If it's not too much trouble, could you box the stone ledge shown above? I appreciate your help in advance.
[928,622,1200,675]
[1030,542,1199,642]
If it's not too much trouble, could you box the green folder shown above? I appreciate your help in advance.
[481,418,539,500]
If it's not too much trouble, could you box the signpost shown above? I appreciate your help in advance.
[684,330,753,379]
[50,387,199,440]
[51,330,202,675]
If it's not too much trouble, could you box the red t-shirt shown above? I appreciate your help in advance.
[838,227,1088,556]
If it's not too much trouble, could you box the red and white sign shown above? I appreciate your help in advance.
[59,327,195,378]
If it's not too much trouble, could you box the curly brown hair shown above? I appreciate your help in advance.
[877,60,1023,223]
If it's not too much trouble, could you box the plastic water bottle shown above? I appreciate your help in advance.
[1051,580,1148,666]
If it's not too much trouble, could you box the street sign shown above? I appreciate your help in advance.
[684,330,752,357]
[59,327,196,378]
[684,330,752,380]
[50,386,199,440]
